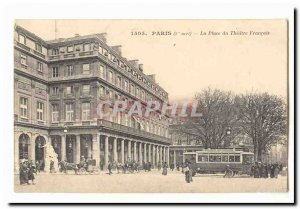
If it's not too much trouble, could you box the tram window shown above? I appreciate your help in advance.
[234,156,240,162]
[198,155,208,162]
[185,154,196,163]
[222,156,228,162]
[209,156,221,162]
[229,156,235,162]
[215,156,221,162]
[242,155,254,164]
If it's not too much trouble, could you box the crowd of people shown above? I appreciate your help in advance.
[18,156,284,186]
[19,159,39,185]
[250,162,283,178]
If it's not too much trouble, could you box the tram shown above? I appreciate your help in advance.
[183,148,254,176]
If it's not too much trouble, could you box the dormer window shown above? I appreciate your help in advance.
[83,43,90,51]
[35,43,42,53]
[18,34,26,45]
[52,49,59,55]
[67,46,74,53]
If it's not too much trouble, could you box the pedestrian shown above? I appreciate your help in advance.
[270,164,275,178]
[223,165,233,178]
[108,161,113,175]
[148,162,151,172]
[258,162,263,178]
[50,160,56,173]
[170,163,174,171]
[263,164,269,178]
[19,159,28,185]
[250,165,254,177]
[188,164,193,182]
[100,161,104,171]
[183,163,192,183]
[254,162,258,177]
[176,163,180,171]
[162,162,168,176]
[274,163,280,178]
[28,162,37,185]
[35,160,40,173]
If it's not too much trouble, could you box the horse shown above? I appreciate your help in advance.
[58,161,79,174]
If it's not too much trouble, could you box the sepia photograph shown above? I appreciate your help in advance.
[12,19,291,195]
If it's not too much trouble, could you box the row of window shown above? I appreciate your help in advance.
[51,84,91,96]
[197,155,241,163]
[17,33,167,100]
[52,63,90,78]
[18,34,43,53]
[20,54,44,73]
[20,97,44,121]
[51,43,92,55]
[97,45,167,100]
[19,97,168,137]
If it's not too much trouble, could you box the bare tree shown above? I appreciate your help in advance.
[235,93,287,161]
[178,88,239,149]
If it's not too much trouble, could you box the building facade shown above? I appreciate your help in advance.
[14,25,171,172]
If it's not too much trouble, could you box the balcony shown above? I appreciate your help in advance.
[48,118,170,144]
[48,50,99,62]
[97,119,171,144]
[14,114,49,127]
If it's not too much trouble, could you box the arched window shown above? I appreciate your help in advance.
[19,134,29,160]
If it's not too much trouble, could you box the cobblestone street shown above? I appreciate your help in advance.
[14,170,288,193]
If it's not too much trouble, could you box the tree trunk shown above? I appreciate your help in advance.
[257,147,263,162]
[254,146,258,162]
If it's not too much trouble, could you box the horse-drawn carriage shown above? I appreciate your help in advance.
[77,159,100,175]
[59,159,99,175]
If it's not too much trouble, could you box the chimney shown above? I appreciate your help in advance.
[112,45,122,56]
[148,74,156,82]
[129,59,139,69]
[138,64,144,72]
[98,33,107,43]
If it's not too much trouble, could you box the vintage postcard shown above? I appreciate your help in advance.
[11,18,292,200]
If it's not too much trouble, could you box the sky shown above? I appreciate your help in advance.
[15,19,288,101]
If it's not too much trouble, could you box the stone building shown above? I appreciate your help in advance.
[14,25,171,172]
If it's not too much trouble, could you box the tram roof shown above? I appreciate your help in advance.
[184,149,254,155]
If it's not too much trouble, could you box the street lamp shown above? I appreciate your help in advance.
[226,128,233,149]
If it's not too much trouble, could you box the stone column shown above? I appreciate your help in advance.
[92,134,100,168]
[173,150,177,166]
[121,139,125,164]
[148,144,151,163]
[143,143,147,163]
[113,137,117,163]
[127,140,131,162]
[139,142,142,164]
[156,145,159,165]
[14,133,20,173]
[152,145,156,167]
[104,135,109,168]
[167,147,170,165]
[133,141,137,162]
[75,135,81,164]
[61,135,66,161]
[160,146,163,163]
[163,146,166,162]
[30,134,35,163]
